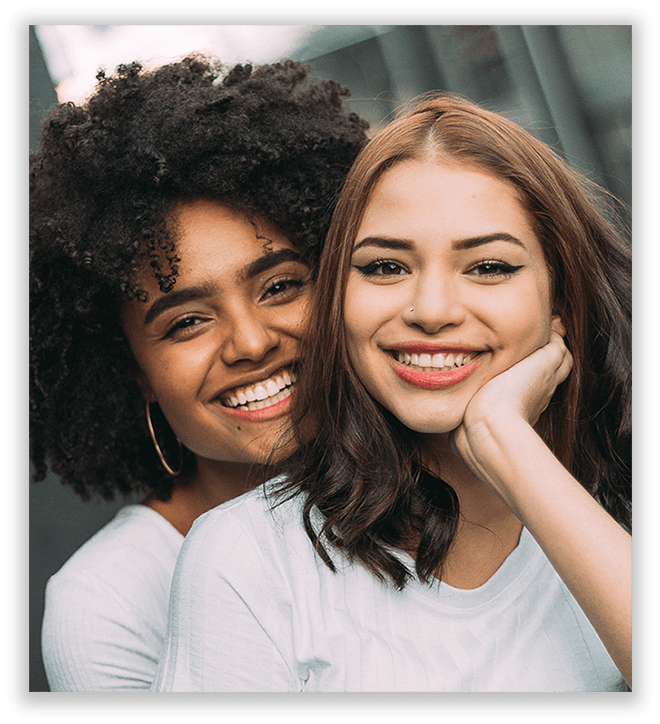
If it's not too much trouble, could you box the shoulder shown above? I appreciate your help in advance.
[174,481,315,593]
[45,504,184,623]
[185,481,306,562]
[42,505,184,691]
[192,479,302,536]
[48,504,183,594]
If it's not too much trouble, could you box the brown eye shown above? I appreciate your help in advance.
[468,260,524,277]
[260,276,305,302]
[355,260,408,277]
[163,315,207,339]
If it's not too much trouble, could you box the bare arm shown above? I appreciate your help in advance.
[452,330,632,687]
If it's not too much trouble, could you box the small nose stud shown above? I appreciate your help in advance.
[410,307,414,312]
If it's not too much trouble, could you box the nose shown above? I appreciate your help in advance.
[220,307,281,365]
[403,272,466,333]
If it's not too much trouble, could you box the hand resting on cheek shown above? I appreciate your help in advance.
[450,320,573,490]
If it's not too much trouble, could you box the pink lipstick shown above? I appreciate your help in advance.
[391,343,480,389]
[221,393,292,422]
[395,360,477,389]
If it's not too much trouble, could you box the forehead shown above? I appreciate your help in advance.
[358,160,535,242]
[171,200,291,272]
[136,199,295,294]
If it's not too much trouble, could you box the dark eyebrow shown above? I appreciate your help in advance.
[144,282,216,326]
[354,233,525,253]
[352,237,414,252]
[451,233,525,250]
[243,247,304,279]
[143,248,304,326]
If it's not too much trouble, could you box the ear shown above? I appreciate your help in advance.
[551,315,566,337]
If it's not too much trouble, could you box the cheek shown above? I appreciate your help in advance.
[147,357,198,398]
[140,345,212,426]
[344,278,402,345]
[281,288,314,333]
[150,382,198,441]
[343,281,366,349]
[155,393,229,461]
[493,283,553,357]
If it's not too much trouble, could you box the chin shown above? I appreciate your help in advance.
[390,411,463,436]
[409,423,460,436]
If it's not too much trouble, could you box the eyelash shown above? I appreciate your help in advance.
[467,259,524,278]
[162,275,306,340]
[354,259,407,277]
[354,259,524,279]
[163,315,207,339]
[260,275,306,301]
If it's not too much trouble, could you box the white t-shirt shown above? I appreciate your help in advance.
[42,504,184,691]
[153,485,626,692]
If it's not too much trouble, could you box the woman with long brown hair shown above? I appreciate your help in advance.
[153,93,631,692]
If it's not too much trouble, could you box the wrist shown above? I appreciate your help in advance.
[460,414,567,514]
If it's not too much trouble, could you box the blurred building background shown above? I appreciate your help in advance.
[29,24,632,691]
[31,25,632,204]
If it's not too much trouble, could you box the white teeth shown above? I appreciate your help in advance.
[221,368,296,409]
[230,386,292,412]
[265,379,280,396]
[253,384,268,401]
[395,351,475,370]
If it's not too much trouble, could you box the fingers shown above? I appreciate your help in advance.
[556,344,574,385]
[545,329,572,373]
[551,315,566,337]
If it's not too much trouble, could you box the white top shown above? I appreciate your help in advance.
[153,485,626,692]
[42,504,184,691]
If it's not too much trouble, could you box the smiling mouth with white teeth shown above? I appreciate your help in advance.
[394,351,477,372]
[221,368,297,412]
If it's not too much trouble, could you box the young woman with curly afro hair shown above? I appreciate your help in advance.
[30,55,369,691]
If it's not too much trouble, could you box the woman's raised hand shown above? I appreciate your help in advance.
[450,318,573,486]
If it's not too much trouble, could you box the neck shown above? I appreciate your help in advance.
[421,433,508,520]
[145,457,270,536]
[193,456,269,506]
[420,433,523,589]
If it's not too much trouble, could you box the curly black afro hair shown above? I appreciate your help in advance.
[30,56,369,502]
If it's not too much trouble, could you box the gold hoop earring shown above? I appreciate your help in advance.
[146,401,183,476]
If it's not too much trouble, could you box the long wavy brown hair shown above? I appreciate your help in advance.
[277,93,632,589]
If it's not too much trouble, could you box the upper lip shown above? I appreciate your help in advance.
[211,361,297,403]
[388,342,482,354]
